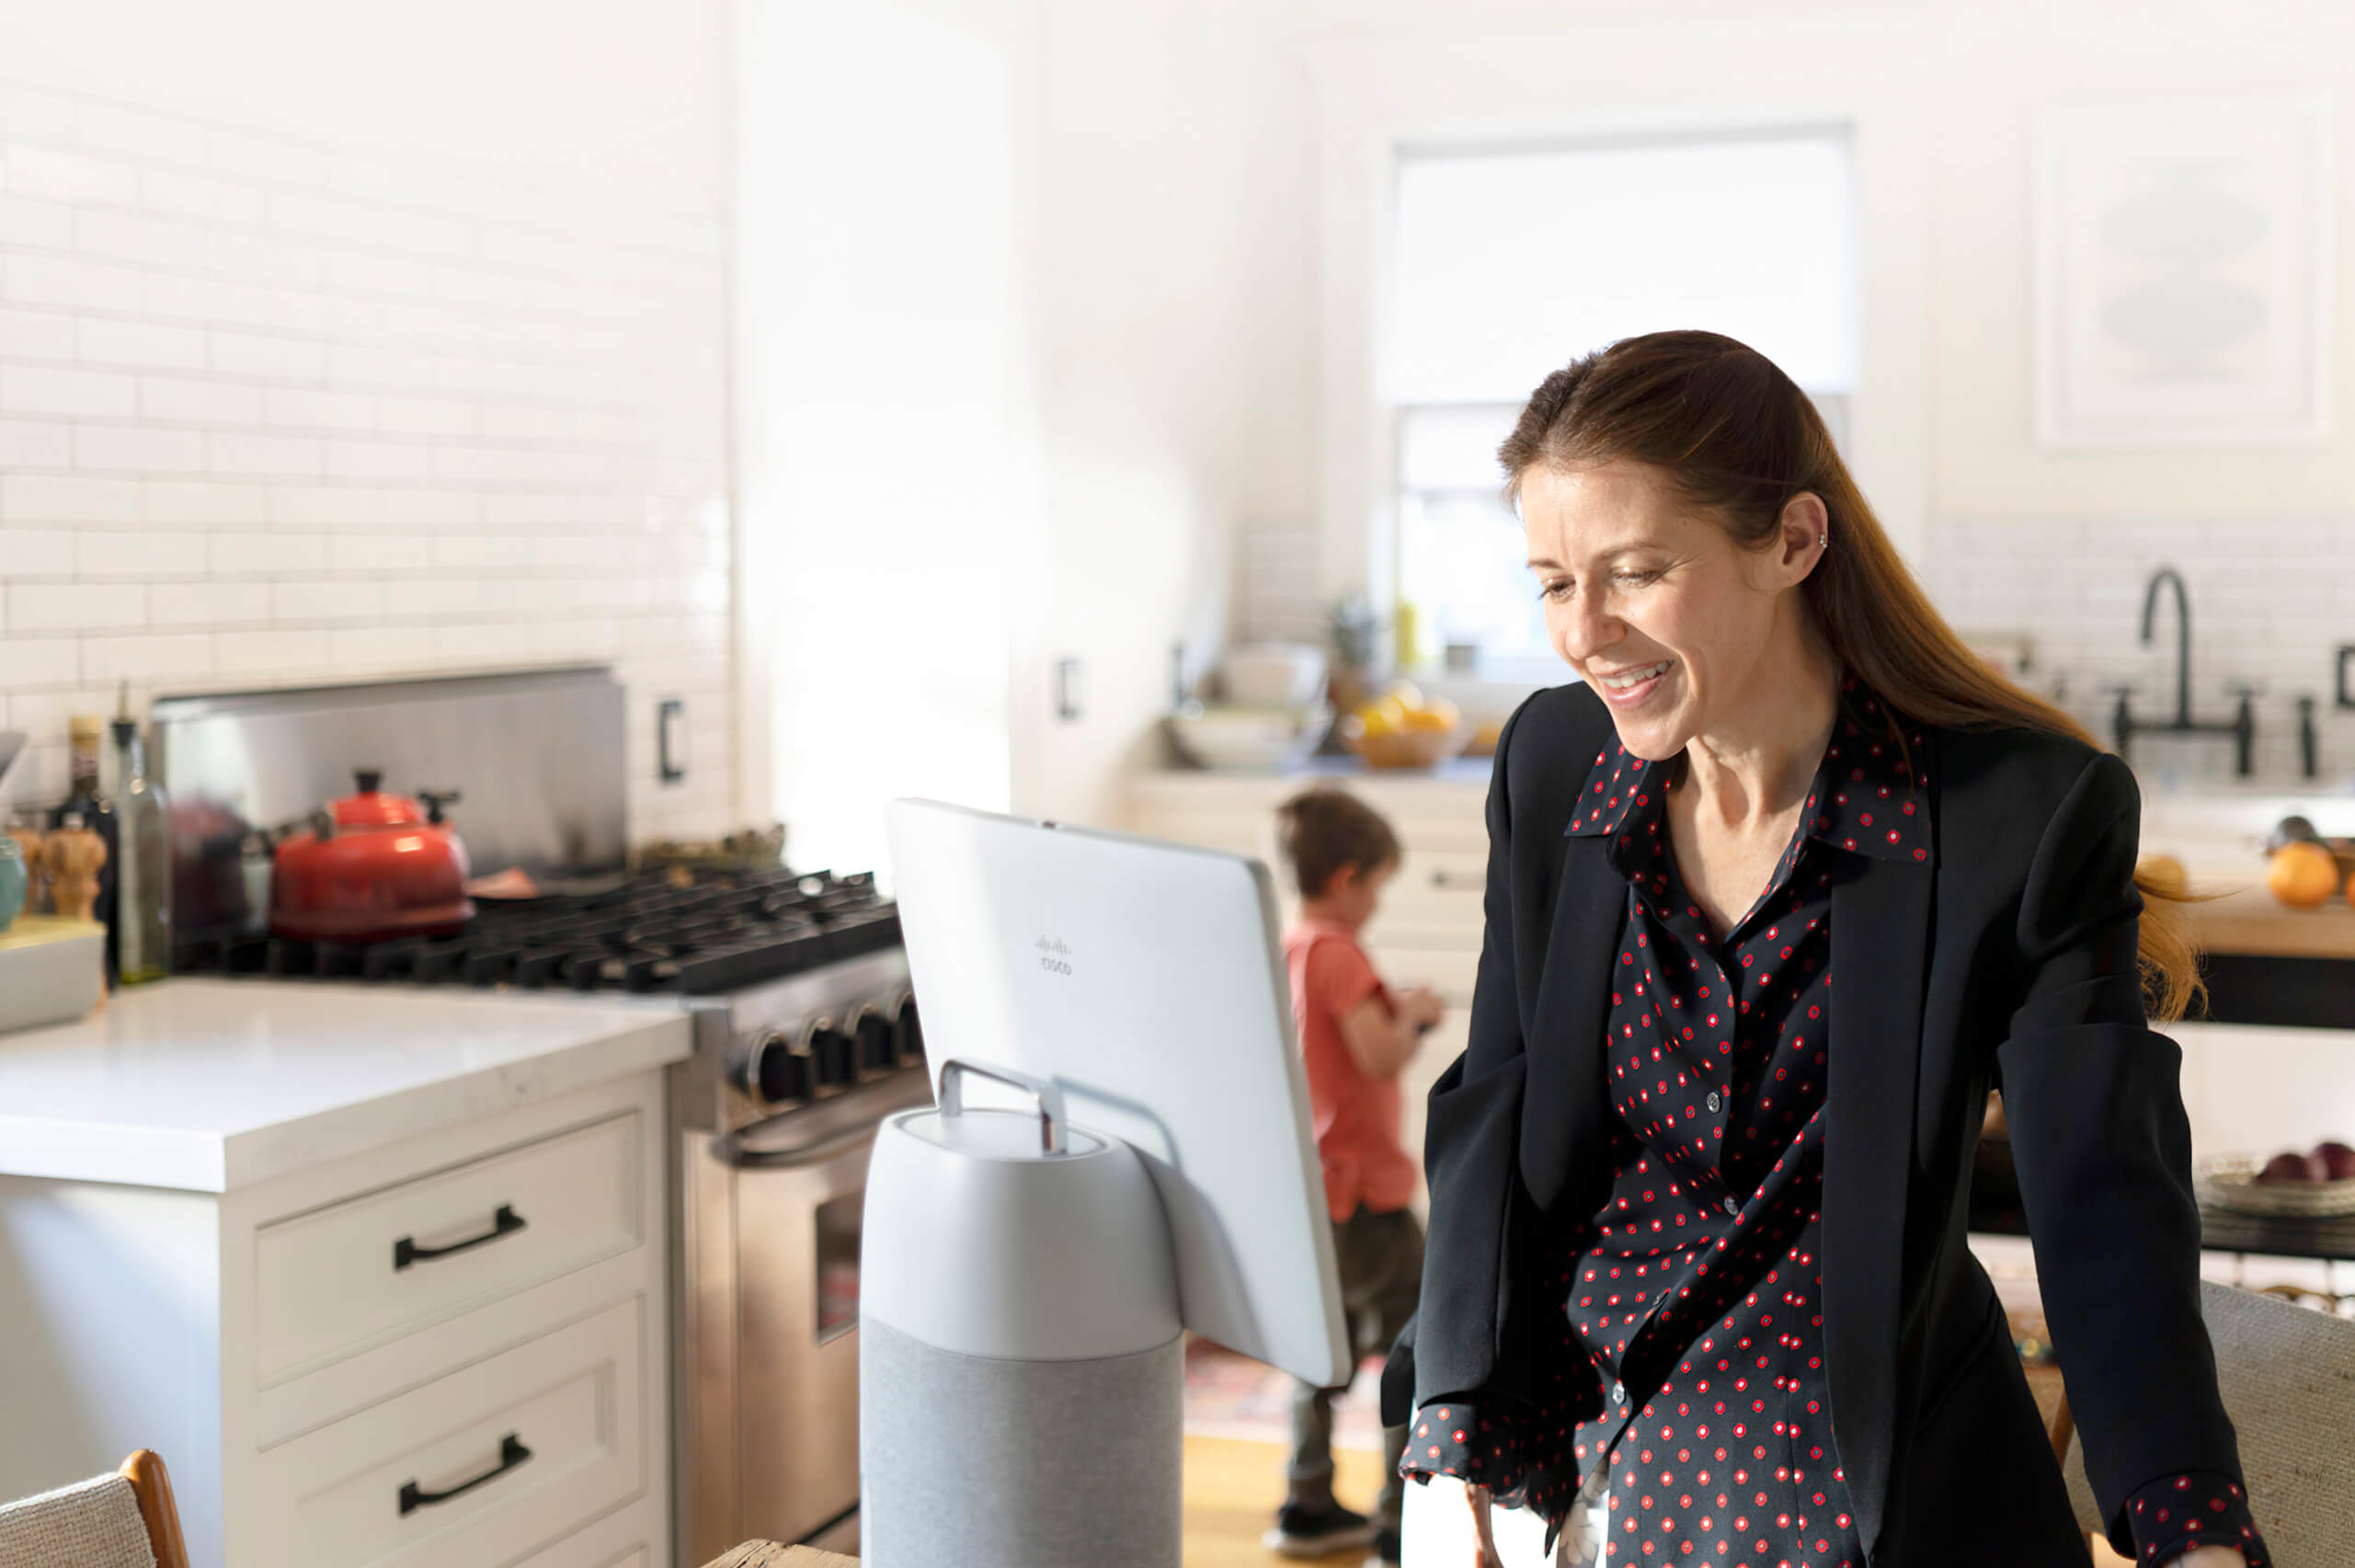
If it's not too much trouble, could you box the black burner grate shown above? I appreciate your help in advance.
[178,868,899,995]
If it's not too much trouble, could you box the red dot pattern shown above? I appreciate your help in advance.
[1403,686,2269,1567]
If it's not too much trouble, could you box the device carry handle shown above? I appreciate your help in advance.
[938,1058,1069,1154]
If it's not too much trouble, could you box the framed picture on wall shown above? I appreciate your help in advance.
[2033,95,2332,448]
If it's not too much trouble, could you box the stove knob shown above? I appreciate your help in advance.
[808,1022,856,1089]
[851,1007,895,1077]
[894,996,922,1064]
[732,1030,812,1109]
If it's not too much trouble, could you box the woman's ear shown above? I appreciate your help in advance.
[1775,491,1830,586]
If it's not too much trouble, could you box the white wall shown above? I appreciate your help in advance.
[1016,0,1325,826]
[732,0,1042,879]
[0,1,726,216]
[0,3,736,841]
[735,0,1329,856]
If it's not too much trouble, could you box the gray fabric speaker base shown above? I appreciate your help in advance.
[2062,1280,2355,1562]
[862,1317,1183,1568]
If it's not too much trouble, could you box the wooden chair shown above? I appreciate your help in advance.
[2049,1281,2355,1565]
[0,1449,189,1568]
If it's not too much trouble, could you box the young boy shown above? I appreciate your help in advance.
[1264,787,1445,1568]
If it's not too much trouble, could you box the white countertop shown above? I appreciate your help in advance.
[0,979,694,1193]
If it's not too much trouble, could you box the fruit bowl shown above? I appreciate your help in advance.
[1340,714,1472,771]
[1164,703,1333,772]
[2195,1153,2355,1218]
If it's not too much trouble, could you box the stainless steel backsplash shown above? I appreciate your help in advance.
[154,666,628,951]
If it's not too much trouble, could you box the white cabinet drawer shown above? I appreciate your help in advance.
[509,1506,652,1568]
[1384,849,1487,907]
[256,1297,645,1568]
[256,1113,643,1383]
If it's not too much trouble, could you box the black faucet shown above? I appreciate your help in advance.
[2112,566,2254,776]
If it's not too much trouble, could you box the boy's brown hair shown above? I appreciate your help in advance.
[1275,787,1401,898]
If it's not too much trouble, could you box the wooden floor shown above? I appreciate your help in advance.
[1183,1435,1388,1568]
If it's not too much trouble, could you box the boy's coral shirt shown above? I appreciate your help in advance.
[1284,918,1416,1222]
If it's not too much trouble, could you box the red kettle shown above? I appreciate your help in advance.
[269,771,475,943]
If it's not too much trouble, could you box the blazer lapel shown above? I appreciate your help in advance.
[1823,845,1933,1559]
[1517,831,1624,1213]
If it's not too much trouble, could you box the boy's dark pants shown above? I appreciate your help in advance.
[1287,1203,1425,1528]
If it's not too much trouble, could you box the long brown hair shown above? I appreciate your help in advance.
[1499,330,2200,1020]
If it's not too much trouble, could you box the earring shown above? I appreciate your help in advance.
[1819,533,1828,550]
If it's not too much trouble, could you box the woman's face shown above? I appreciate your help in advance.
[1521,460,1819,762]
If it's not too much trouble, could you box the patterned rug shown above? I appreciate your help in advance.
[1182,1336,1387,1450]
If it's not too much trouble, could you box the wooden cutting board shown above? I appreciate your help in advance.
[702,1547,856,1568]
[2186,881,2355,959]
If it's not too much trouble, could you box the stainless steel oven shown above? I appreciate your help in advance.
[671,948,929,1562]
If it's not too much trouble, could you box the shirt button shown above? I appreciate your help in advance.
[1706,1091,1721,1113]
[1722,1196,1740,1216]
[1610,1381,1625,1403]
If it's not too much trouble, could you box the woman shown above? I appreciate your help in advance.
[1382,332,2265,1567]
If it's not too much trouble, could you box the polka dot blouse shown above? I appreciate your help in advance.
[1402,688,2269,1568]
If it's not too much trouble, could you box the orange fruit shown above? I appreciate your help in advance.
[2269,841,2339,909]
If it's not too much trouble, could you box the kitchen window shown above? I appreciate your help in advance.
[1384,128,1861,681]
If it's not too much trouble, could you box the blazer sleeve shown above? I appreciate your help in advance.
[1386,696,1538,1421]
[1993,750,2246,1557]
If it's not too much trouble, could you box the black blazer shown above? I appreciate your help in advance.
[1386,682,2245,1566]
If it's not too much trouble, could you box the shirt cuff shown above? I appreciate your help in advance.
[2122,1470,2269,1566]
[1399,1397,1583,1530]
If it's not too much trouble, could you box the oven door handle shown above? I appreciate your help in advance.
[727,1121,882,1172]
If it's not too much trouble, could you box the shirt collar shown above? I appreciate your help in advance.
[1564,681,1930,864]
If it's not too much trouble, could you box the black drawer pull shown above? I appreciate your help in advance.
[398,1433,532,1515]
[394,1204,527,1270]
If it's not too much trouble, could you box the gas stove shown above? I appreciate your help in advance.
[176,866,902,996]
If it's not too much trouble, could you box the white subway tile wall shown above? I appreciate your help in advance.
[1925,514,2351,784]
[1234,514,1323,650]
[0,83,733,840]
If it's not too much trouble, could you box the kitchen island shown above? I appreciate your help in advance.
[0,979,692,1568]
[0,979,691,1191]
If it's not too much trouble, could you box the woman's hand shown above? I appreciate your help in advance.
[1465,1482,1503,1568]
[2166,1549,2246,1568]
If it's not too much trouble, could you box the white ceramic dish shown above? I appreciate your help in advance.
[1162,703,1332,772]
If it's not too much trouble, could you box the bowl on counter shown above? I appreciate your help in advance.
[1339,713,1473,771]
[2196,1152,2355,1218]
[1164,702,1333,772]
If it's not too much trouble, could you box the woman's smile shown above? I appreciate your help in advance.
[1592,658,1675,708]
